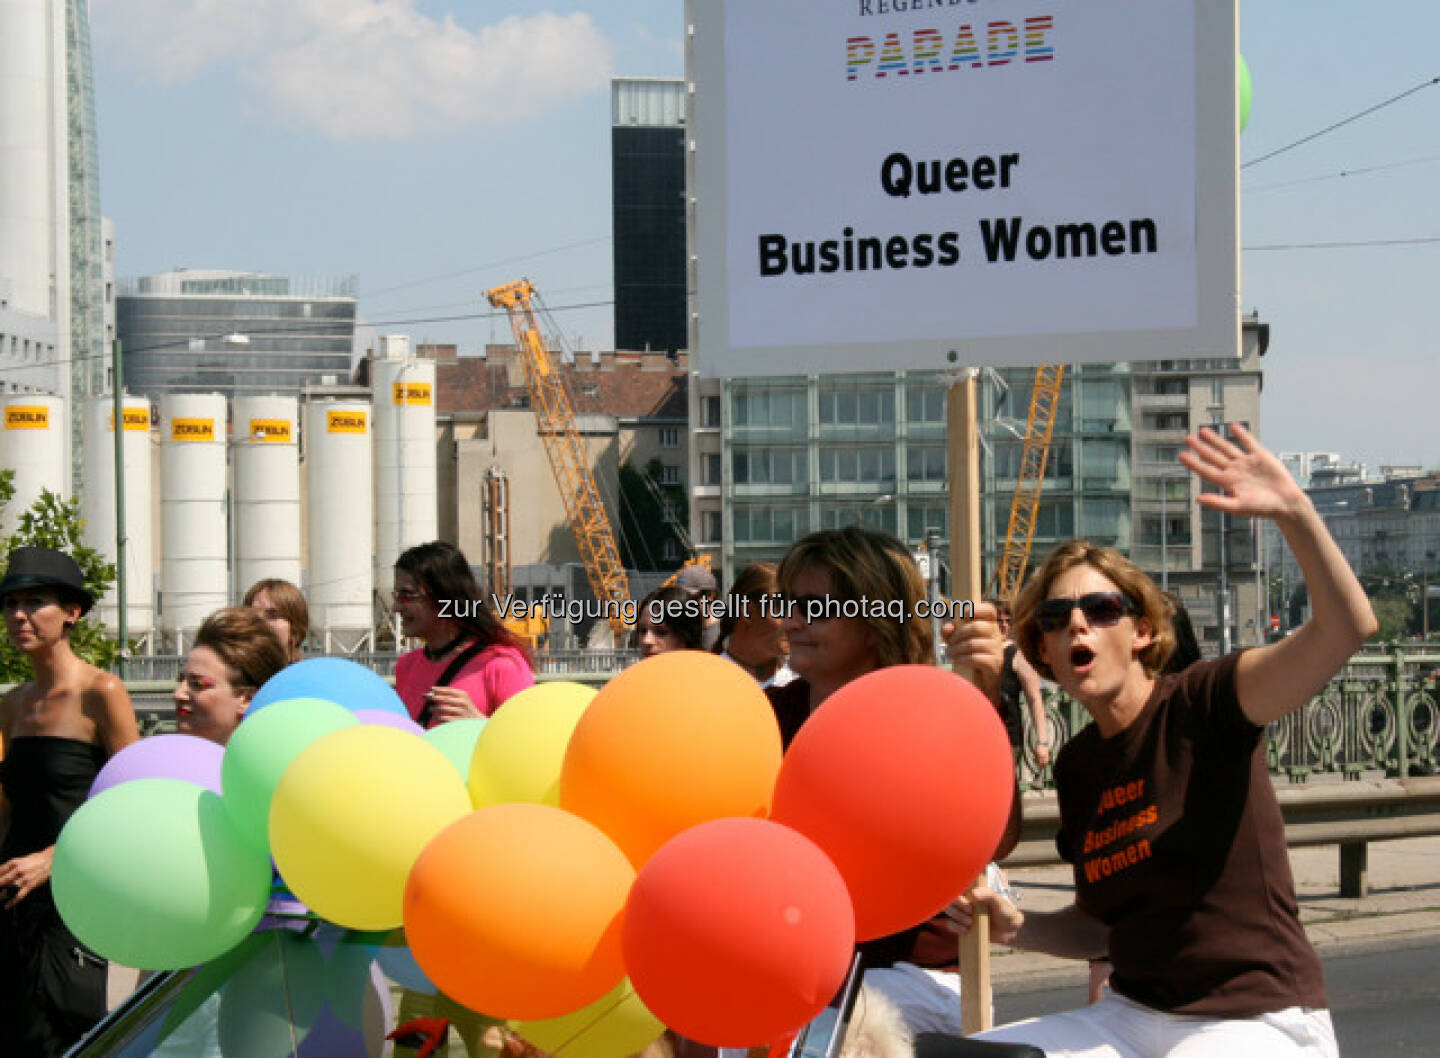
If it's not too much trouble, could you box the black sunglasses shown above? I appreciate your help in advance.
[1035,592,1138,633]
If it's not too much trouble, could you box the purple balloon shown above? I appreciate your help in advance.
[354,709,424,736]
[89,734,225,798]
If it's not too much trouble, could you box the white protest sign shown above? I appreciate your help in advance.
[690,0,1239,377]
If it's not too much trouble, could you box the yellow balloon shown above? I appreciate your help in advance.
[469,682,596,808]
[270,726,471,929]
[513,979,665,1058]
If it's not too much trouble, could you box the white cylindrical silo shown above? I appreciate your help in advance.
[80,395,154,635]
[305,400,374,649]
[233,395,301,595]
[0,0,53,317]
[160,393,227,636]
[371,349,437,598]
[0,394,67,537]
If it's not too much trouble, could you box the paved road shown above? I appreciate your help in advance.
[992,933,1440,1055]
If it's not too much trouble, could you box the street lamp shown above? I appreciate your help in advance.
[1425,550,1437,640]
[111,332,250,675]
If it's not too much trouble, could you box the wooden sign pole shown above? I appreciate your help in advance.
[947,368,992,1035]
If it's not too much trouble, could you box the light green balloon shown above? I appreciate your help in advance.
[52,779,271,970]
[421,716,487,780]
[219,930,326,1056]
[221,697,359,852]
[1238,54,1253,132]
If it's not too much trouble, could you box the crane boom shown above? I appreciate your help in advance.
[484,279,632,638]
[990,364,1065,603]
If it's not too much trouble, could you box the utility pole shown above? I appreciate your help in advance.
[111,340,127,679]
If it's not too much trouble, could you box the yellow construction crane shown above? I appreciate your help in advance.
[989,364,1065,603]
[484,279,632,640]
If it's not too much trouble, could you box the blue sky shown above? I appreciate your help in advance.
[91,1,1439,472]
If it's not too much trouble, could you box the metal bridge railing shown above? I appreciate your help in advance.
[1018,645,1440,789]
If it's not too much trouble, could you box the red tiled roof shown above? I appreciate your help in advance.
[435,346,688,419]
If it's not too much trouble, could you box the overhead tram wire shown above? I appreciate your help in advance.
[1242,76,1440,170]
[358,236,612,300]
[1245,154,1440,194]
[1245,236,1440,251]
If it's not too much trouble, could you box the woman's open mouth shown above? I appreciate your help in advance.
[1070,644,1096,671]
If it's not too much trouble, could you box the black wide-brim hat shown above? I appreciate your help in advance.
[0,547,96,615]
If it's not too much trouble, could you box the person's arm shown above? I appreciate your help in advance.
[948,888,1108,961]
[1012,648,1051,767]
[1179,424,1378,726]
[93,671,140,757]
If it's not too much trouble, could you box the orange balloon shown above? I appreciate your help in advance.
[403,803,634,1021]
[770,666,1014,940]
[623,818,854,1047]
[560,651,783,868]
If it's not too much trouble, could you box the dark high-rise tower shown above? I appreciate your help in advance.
[611,79,686,355]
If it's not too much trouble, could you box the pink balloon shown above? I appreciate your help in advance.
[354,709,424,736]
[89,734,225,797]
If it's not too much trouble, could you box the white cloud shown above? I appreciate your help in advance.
[92,1,613,139]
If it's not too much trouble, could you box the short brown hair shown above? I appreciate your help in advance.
[778,526,933,669]
[1013,540,1174,680]
[242,578,309,662]
[714,562,780,654]
[195,607,289,696]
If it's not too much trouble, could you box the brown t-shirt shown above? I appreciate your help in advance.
[1054,651,1327,1016]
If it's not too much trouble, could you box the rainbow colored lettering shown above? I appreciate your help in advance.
[846,16,1056,81]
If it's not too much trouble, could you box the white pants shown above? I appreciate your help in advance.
[864,962,966,1036]
[974,991,1338,1058]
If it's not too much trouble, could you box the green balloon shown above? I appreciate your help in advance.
[221,697,359,852]
[52,779,271,970]
[1238,54,1253,132]
[160,934,269,1039]
[323,934,380,1028]
[219,930,326,1056]
[421,716,487,781]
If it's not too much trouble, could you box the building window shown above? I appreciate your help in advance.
[820,448,895,484]
[659,464,681,486]
[662,500,678,524]
[702,395,722,427]
[733,448,806,486]
[659,427,679,449]
[703,453,722,485]
[662,538,681,561]
[732,388,805,431]
[906,386,945,423]
[820,386,895,426]
[906,446,946,483]
[703,510,723,542]
[733,506,805,544]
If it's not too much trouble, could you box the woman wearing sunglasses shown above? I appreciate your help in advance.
[953,425,1374,1057]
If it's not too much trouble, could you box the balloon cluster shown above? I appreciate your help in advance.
[54,652,1012,1052]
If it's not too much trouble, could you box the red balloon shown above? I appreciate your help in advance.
[770,666,1013,940]
[623,818,854,1048]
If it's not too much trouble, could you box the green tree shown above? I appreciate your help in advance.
[615,458,687,573]
[1370,594,1413,643]
[0,469,120,683]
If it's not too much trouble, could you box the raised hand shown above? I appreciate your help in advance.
[1178,423,1306,522]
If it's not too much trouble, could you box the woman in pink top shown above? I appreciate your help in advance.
[392,541,534,726]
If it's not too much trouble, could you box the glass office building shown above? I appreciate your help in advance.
[718,319,1269,652]
[116,272,357,399]
[721,365,1134,572]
